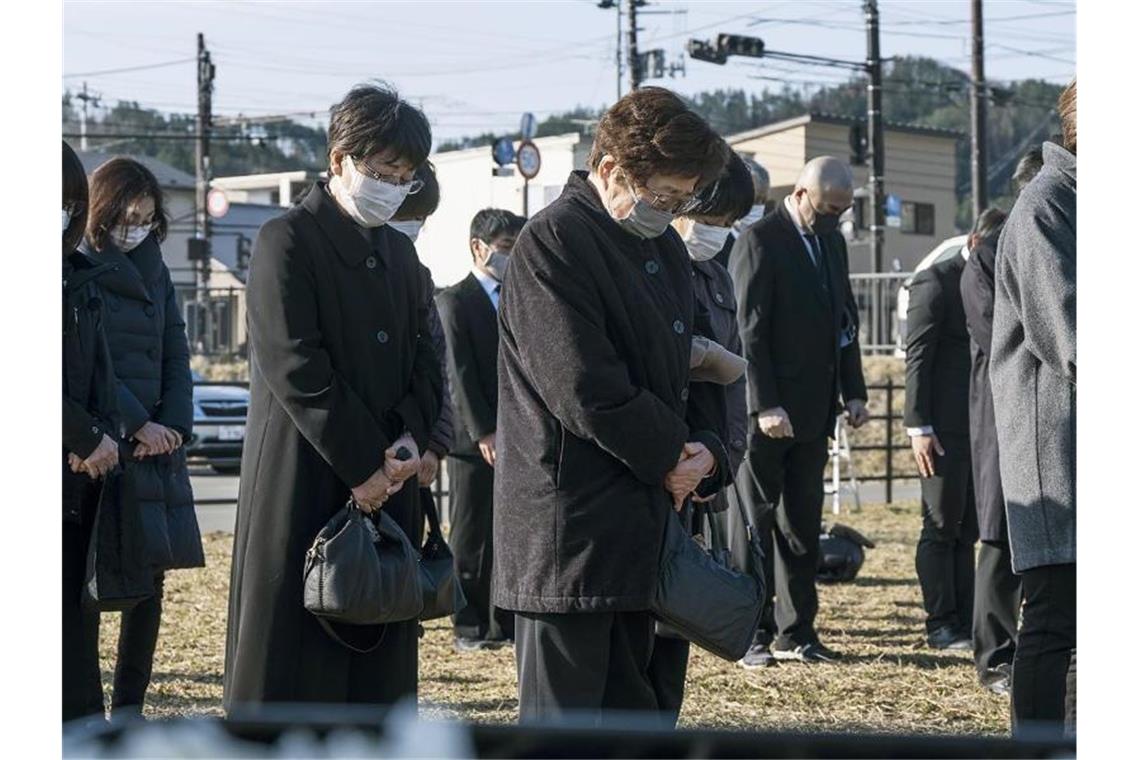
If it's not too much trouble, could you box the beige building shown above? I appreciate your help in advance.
[728,113,962,273]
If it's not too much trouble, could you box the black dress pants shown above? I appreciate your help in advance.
[915,435,978,634]
[1012,562,1076,739]
[725,461,776,646]
[515,610,657,724]
[732,432,829,649]
[973,539,1020,680]
[62,486,104,724]
[112,571,165,714]
[448,455,512,641]
[647,635,689,727]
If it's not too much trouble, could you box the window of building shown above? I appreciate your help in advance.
[900,201,935,235]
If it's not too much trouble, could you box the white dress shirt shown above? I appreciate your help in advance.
[472,267,501,311]
[783,195,820,267]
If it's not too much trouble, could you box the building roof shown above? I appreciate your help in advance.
[77,151,196,189]
[727,112,963,145]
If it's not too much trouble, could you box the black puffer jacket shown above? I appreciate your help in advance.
[81,235,203,570]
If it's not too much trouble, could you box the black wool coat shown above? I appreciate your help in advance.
[436,272,499,458]
[493,171,722,614]
[960,242,1006,543]
[63,250,118,522]
[729,203,867,442]
[224,183,441,707]
[83,235,202,570]
[904,254,972,437]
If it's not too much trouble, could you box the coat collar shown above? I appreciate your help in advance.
[302,181,378,268]
[82,237,155,303]
[1042,141,1076,186]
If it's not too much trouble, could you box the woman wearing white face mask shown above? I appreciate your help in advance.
[225,83,442,710]
[81,157,204,717]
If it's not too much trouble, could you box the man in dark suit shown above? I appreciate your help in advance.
[905,232,979,651]
[730,156,869,665]
[436,208,526,651]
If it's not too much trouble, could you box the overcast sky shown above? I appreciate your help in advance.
[63,0,1075,143]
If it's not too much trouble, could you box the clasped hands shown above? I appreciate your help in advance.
[351,434,421,513]
[663,441,716,512]
[67,419,186,481]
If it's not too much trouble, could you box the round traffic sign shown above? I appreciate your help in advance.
[516,140,541,180]
[207,188,229,218]
[492,137,515,167]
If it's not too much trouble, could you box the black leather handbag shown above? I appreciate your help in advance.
[650,472,767,662]
[303,500,423,651]
[418,487,467,621]
[84,463,156,611]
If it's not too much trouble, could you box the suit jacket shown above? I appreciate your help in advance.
[729,203,867,442]
[436,272,499,458]
[904,254,972,437]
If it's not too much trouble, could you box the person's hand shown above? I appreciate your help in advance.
[132,421,179,458]
[418,450,441,486]
[911,433,945,479]
[351,466,395,513]
[757,407,794,439]
[845,399,870,428]
[81,434,119,479]
[478,432,497,467]
[384,435,421,487]
[664,442,716,511]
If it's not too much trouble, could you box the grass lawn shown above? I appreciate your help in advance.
[97,499,1009,735]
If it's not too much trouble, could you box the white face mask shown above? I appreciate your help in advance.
[389,219,424,243]
[62,209,71,234]
[732,204,765,235]
[682,221,733,262]
[329,155,411,228]
[113,224,151,252]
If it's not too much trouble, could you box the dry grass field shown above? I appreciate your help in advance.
[96,497,1010,736]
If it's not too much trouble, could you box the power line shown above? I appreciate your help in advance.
[63,57,197,79]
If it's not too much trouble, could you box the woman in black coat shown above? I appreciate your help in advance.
[82,157,203,716]
[62,140,121,723]
[494,87,727,722]
[224,85,441,710]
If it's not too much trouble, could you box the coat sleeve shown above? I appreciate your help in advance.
[154,264,194,438]
[837,239,868,403]
[63,397,106,459]
[426,294,454,458]
[960,249,995,357]
[437,290,498,442]
[389,263,443,455]
[725,323,749,473]
[1000,213,1077,385]
[502,225,689,487]
[903,268,943,428]
[729,231,781,415]
[116,379,152,438]
[247,217,391,488]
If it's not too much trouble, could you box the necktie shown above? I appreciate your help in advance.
[806,234,829,291]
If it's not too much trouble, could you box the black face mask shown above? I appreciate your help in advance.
[810,211,841,236]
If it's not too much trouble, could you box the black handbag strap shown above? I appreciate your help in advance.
[725,459,769,580]
[316,617,388,654]
[421,489,444,541]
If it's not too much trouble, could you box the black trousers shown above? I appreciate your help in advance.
[647,635,690,727]
[515,610,657,723]
[973,539,1020,680]
[915,435,978,634]
[1012,563,1076,739]
[448,455,512,641]
[62,486,104,724]
[730,432,829,649]
[112,571,165,714]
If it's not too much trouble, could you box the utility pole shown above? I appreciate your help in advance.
[616,2,622,99]
[864,0,886,345]
[75,82,100,152]
[970,0,987,219]
[194,32,216,352]
[627,0,641,91]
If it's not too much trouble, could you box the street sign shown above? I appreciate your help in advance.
[885,193,902,229]
[520,112,538,140]
[492,136,515,167]
[516,140,541,180]
[207,188,229,218]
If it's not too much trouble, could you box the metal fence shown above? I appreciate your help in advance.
[844,378,917,504]
[849,272,910,354]
[175,285,247,357]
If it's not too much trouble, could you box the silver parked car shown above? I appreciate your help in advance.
[187,371,249,474]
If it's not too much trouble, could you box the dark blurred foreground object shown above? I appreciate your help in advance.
[64,702,1077,759]
[816,523,875,584]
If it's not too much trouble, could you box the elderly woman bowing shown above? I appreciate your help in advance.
[224,83,441,711]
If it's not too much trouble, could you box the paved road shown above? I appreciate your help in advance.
[191,469,921,535]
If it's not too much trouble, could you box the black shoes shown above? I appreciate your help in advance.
[739,642,778,669]
[927,626,972,651]
[981,663,1012,696]
[454,636,510,653]
[771,641,842,663]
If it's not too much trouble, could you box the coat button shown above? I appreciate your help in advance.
[144,305,156,317]
[91,426,100,435]
[366,256,377,269]
[733,439,745,450]
[714,292,725,304]
[680,388,690,402]
[645,260,660,275]
[673,319,685,335]
[376,330,389,344]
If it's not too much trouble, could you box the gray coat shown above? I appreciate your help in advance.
[989,142,1076,573]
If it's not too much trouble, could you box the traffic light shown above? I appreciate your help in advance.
[686,38,727,65]
[187,237,210,262]
[849,121,867,166]
[717,33,765,59]
[638,49,666,80]
[236,234,252,272]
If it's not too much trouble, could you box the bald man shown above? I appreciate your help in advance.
[714,154,769,271]
[728,156,869,665]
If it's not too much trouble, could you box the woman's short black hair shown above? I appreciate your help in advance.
[85,157,168,251]
[1011,147,1044,194]
[688,150,755,224]
[392,161,440,221]
[327,82,432,169]
[63,140,89,254]
[469,208,526,246]
[971,207,1007,250]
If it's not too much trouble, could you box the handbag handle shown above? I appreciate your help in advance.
[421,489,444,541]
[315,617,388,654]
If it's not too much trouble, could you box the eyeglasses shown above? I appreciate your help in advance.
[353,156,424,195]
[617,167,701,214]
